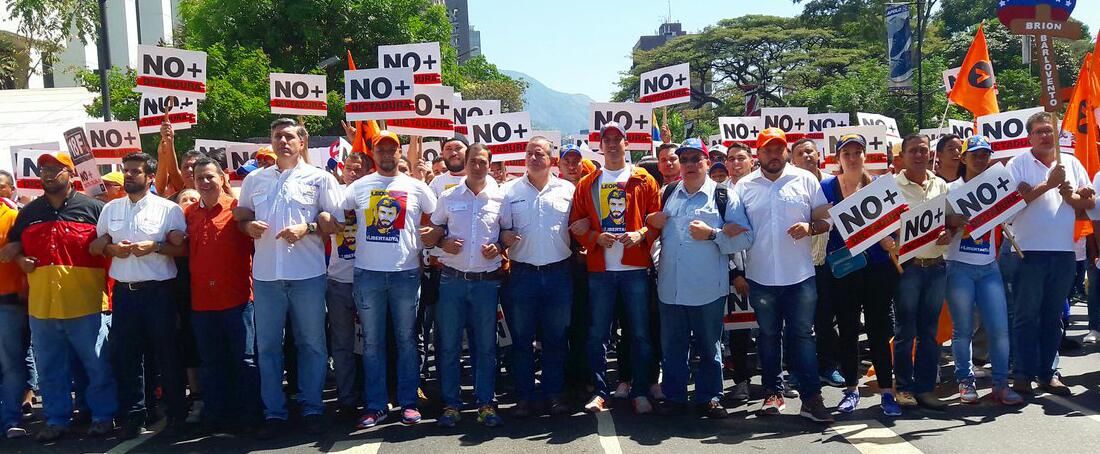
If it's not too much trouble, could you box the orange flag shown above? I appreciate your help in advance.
[346,50,382,160]
[949,24,1000,118]
[1063,52,1099,178]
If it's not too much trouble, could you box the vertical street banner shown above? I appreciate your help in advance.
[946,162,1025,238]
[827,174,909,254]
[343,67,417,121]
[388,85,456,138]
[588,102,653,152]
[453,99,500,135]
[468,111,533,162]
[269,73,328,116]
[886,3,915,91]
[761,107,809,141]
[86,121,142,161]
[977,107,1044,161]
[823,124,897,171]
[718,116,763,156]
[378,42,443,85]
[898,195,947,263]
[135,45,208,99]
[63,127,106,197]
[856,112,902,138]
[808,113,850,172]
[138,93,198,134]
[638,63,691,108]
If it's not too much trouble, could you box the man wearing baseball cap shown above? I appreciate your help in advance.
[732,128,835,422]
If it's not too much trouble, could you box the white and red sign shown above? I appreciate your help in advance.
[723,293,758,331]
[828,175,909,255]
[977,107,1044,161]
[588,102,653,151]
[10,149,86,196]
[762,107,809,141]
[7,142,58,182]
[378,42,443,85]
[496,304,513,347]
[946,162,1024,238]
[195,139,253,185]
[531,130,562,156]
[453,99,500,135]
[856,112,901,138]
[343,67,416,121]
[269,73,327,116]
[898,195,947,263]
[135,45,207,99]
[388,85,455,138]
[718,116,762,153]
[822,124,897,171]
[138,93,198,134]
[63,127,105,197]
[86,121,142,161]
[468,111,533,162]
[638,63,691,107]
[807,113,850,172]
[921,120,974,150]
[943,66,961,94]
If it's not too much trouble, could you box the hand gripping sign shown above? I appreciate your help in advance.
[63,127,106,197]
[138,93,198,134]
[946,162,1025,239]
[718,116,763,154]
[453,99,500,135]
[388,85,455,138]
[136,45,208,99]
[588,102,653,152]
[378,42,443,85]
[856,112,901,138]
[977,107,1044,161]
[898,194,947,263]
[270,73,328,116]
[762,107,810,141]
[86,121,142,161]
[823,124,897,171]
[344,67,416,121]
[638,63,691,108]
[828,175,909,255]
[468,111,533,162]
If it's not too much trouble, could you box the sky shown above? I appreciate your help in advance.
[470,0,1100,102]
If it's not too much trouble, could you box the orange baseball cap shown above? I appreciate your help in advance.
[37,152,75,170]
[756,127,788,149]
[372,130,400,149]
[255,146,276,161]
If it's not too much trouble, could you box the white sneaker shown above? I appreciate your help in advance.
[649,383,666,400]
[185,400,204,424]
[632,396,653,414]
[6,427,28,439]
[972,366,991,379]
[612,382,631,399]
[1084,330,1100,344]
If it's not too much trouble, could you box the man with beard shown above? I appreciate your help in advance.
[0,152,117,441]
[343,131,436,428]
[601,188,628,230]
[92,153,188,438]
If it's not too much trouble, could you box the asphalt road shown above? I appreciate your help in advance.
[4,301,1100,454]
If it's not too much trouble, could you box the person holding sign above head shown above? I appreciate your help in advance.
[428,143,507,428]
[570,121,661,415]
[343,131,436,429]
[1006,112,1094,398]
[732,127,835,423]
[942,136,1021,406]
[889,134,951,412]
[818,134,902,416]
[234,118,344,439]
[648,138,753,419]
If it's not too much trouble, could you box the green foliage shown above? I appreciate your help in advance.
[4,0,98,82]
[454,55,527,112]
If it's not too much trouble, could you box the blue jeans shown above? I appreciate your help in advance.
[353,269,421,411]
[504,262,573,402]
[30,313,116,427]
[945,261,1010,387]
[325,280,359,408]
[111,280,186,421]
[1012,251,1075,382]
[436,274,500,408]
[659,297,725,404]
[587,269,653,399]
[0,305,29,430]
[894,262,947,394]
[1087,264,1100,332]
[253,276,328,420]
[748,277,821,397]
[192,302,261,424]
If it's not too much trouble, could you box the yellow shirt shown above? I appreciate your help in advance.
[0,204,25,296]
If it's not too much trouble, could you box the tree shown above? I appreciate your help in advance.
[4,0,97,83]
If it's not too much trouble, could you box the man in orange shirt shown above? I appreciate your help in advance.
[182,157,261,433]
[0,199,28,438]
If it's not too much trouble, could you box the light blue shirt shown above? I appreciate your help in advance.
[657,178,754,306]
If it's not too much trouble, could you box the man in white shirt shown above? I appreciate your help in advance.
[1006,112,1094,397]
[93,153,187,438]
[344,132,436,428]
[500,137,576,417]
[733,128,834,423]
[429,143,507,428]
[234,118,343,438]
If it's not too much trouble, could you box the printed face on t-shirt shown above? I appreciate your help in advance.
[363,190,407,243]
[600,184,628,233]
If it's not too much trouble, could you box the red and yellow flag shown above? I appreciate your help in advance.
[949,24,1000,118]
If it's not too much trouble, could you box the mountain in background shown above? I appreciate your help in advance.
[502,70,593,136]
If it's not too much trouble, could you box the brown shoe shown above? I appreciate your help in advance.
[1012,379,1034,395]
[1040,377,1072,397]
[798,394,835,423]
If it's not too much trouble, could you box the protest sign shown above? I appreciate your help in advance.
[378,42,443,85]
[135,45,207,99]
[138,93,198,134]
[343,67,416,121]
[388,85,455,138]
[269,73,327,116]
[86,121,142,161]
[10,149,85,196]
[822,124,897,171]
[588,102,653,151]
[496,305,513,347]
[946,162,1024,238]
[828,175,909,254]
[638,63,691,107]
[856,112,902,138]
[807,113,849,172]
[7,142,58,182]
[531,130,562,156]
[717,116,762,153]
[453,99,500,135]
[723,293,758,331]
[467,112,533,162]
[63,127,105,197]
[898,195,947,263]
[762,107,809,141]
[977,107,1043,160]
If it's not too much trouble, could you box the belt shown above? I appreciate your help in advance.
[0,293,21,306]
[512,258,570,272]
[441,266,503,281]
[117,280,167,291]
[907,257,945,268]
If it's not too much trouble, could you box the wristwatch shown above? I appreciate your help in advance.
[707,228,718,241]
[307,222,318,233]
[154,242,164,254]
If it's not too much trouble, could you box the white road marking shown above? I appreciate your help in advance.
[104,417,167,454]
[830,419,924,454]
[595,411,624,454]
[327,437,383,454]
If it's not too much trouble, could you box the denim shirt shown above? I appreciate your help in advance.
[657,178,754,306]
